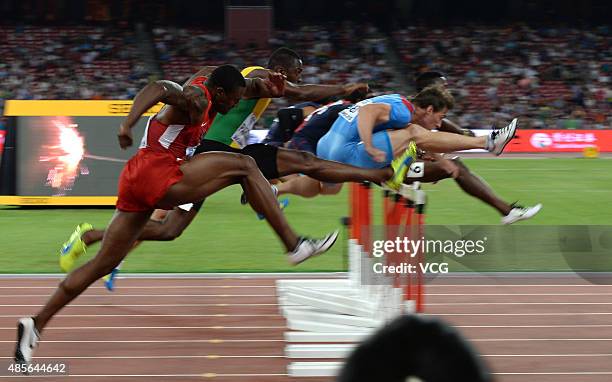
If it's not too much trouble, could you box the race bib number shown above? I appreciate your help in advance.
[338,99,374,123]
[407,162,424,178]
[231,113,257,148]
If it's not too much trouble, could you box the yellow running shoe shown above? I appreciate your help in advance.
[59,223,93,273]
[383,141,418,192]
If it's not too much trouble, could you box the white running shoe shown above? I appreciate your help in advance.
[488,118,518,155]
[14,317,40,365]
[501,203,543,225]
[288,230,339,265]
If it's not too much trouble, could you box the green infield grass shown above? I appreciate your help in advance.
[1,158,610,273]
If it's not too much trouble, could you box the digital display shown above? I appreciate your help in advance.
[16,116,146,196]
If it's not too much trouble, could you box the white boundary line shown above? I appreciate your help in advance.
[493,372,612,375]
[0,325,286,329]
[0,273,347,279]
[3,354,612,360]
[427,302,612,305]
[0,286,277,289]
[0,304,278,307]
[0,339,284,343]
[428,293,612,296]
[0,294,276,297]
[0,355,284,359]
[0,314,285,319]
[0,373,289,378]
[4,292,611,297]
[0,271,610,279]
[425,312,612,316]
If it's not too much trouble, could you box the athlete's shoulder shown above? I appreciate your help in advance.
[241,66,267,78]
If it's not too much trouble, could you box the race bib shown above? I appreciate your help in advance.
[338,99,374,123]
[407,162,425,178]
[231,113,257,148]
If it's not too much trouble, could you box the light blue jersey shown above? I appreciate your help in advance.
[317,94,414,168]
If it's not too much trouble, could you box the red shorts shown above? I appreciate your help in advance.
[116,149,184,212]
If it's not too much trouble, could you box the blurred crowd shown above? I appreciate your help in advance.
[393,25,611,129]
[153,22,398,126]
[1,22,609,130]
[0,24,153,115]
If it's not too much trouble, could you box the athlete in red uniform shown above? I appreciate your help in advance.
[14,65,340,365]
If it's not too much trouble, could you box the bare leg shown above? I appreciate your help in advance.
[158,152,299,251]
[387,124,487,154]
[36,152,303,332]
[405,159,512,215]
[277,176,343,198]
[82,207,199,246]
[451,159,512,215]
[275,148,392,184]
[35,210,152,331]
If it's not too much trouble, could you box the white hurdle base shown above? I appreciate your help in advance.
[277,239,419,377]
[286,344,356,359]
[285,331,370,343]
[288,362,343,377]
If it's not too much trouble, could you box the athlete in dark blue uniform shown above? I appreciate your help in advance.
[262,102,320,146]
[287,100,351,154]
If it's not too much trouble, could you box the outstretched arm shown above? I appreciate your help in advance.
[118,80,208,149]
[357,103,391,162]
[284,81,369,101]
[243,71,286,99]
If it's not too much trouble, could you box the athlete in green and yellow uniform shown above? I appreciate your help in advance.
[204,66,273,148]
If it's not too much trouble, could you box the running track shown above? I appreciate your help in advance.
[0,273,611,381]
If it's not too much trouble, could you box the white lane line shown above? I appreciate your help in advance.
[0,304,278,307]
[427,302,612,305]
[0,325,285,330]
[428,293,612,296]
[493,372,612,375]
[0,314,283,319]
[4,293,605,298]
[0,286,276,289]
[0,355,284,359]
[485,354,612,357]
[0,324,608,330]
[0,294,276,297]
[1,338,609,344]
[0,339,283,343]
[0,272,345,278]
[425,312,612,316]
[2,354,611,360]
[456,325,612,328]
[0,373,289,378]
[428,285,612,287]
[472,338,612,342]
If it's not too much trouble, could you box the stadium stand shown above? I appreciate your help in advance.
[392,24,611,129]
[1,22,608,130]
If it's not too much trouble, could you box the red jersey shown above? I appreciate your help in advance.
[139,76,217,159]
[117,76,216,212]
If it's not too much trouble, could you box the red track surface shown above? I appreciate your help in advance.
[0,274,610,381]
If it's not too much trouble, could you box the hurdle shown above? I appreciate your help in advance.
[276,181,427,377]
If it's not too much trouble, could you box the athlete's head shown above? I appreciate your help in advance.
[412,84,454,130]
[268,47,303,84]
[415,71,448,92]
[207,65,246,114]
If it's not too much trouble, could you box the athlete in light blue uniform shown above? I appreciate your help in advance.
[317,94,414,168]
